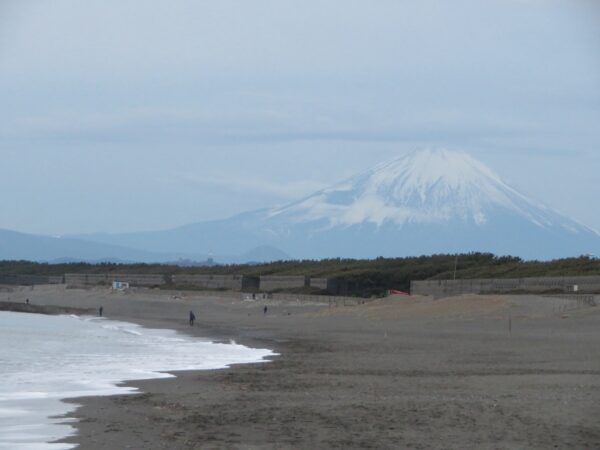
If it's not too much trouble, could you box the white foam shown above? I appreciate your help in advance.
[0,311,275,449]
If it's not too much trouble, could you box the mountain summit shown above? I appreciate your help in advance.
[269,149,589,232]
[70,149,600,261]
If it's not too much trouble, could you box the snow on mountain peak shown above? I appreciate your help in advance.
[369,148,501,190]
[270,149,583,231]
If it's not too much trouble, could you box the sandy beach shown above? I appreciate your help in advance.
[2,285,600,449]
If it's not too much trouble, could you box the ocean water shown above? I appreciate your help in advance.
[0,311,274,450]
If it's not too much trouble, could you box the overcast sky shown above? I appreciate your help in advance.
[1,0,599,235]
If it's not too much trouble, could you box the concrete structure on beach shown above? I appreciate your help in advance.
[0,274,63,286]
[4,272,600,298]
[59,273,325,292]
[411,276,600,298]
[172,274,254,291]
[259,275,308,292]
[65,273,166,288]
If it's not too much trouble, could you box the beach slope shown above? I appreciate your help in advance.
[3,285,599,449]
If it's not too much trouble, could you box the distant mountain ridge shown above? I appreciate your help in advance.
[0,229,163,263]
[68,149,600,260]
[0,229,287,264]
[3,150,599,262]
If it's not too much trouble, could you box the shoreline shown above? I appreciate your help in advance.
[0,301,95,316]
[0,304,277,450]
[3,285,600,449]
[57,319,284,450]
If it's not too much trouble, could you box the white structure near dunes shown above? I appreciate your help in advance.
[112,281,129,290]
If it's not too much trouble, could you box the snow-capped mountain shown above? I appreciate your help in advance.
[269,149,591,232]
[71,149,600,260]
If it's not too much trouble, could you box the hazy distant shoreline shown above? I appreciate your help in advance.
[3,284,599,449]
[0,301,93,316]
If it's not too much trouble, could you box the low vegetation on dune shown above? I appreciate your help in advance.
[1,254,599,297]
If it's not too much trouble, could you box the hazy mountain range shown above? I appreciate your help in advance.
[0,228,289,265]
[3,149,599,263]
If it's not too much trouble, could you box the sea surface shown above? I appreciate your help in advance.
[0,311,274,449]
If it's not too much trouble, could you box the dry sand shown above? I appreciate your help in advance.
[2,285,600,449]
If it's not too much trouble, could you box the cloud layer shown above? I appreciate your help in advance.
[0,0,598,234]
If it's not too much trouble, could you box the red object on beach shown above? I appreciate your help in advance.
[389,289,411,296]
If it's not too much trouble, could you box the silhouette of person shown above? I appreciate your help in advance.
[189,310,196,326]
[25,298,29,305]
[99,306,103,317]
[263,306,268,316]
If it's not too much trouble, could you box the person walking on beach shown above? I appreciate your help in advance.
[99,306,103,317]
[189,310,196,326]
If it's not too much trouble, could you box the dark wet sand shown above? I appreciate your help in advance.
[3,285,600,449]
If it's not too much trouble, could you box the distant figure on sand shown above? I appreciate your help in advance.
[99,306,103,317]
[263,306,268,316]
[189,311,196,326]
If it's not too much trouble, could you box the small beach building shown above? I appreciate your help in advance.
[112,281,130,290]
